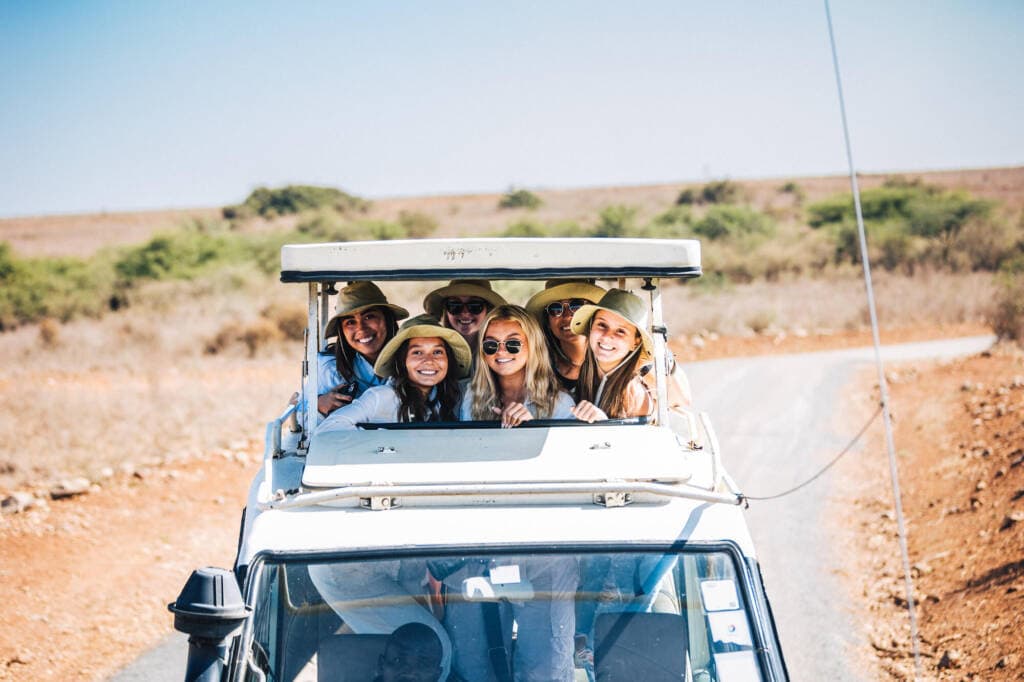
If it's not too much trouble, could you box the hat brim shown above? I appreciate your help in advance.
[423,284,506,318]
[570,304,654,357]
[525,282,607,317]
[324,303,410,339]
[373,325,473,379]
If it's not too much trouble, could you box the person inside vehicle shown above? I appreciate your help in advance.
[316,314,471,433]
[373,622,444,682]
[525,279,606,397]
[423,280,506,362]
[461,305,575,427]
[569,289,656,422]
[316,282,410,416]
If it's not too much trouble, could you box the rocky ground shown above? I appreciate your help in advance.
[843,344,1024,681]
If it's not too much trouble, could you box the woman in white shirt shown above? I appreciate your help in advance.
[460,304,575,427]
[316,314,471,433]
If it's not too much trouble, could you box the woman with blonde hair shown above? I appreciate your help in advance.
[461,304,574,427]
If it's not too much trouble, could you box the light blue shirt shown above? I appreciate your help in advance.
[316,351,385,398]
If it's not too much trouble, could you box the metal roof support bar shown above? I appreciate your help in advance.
[259,481,743,511]
[303,282,319,444]
[647,278,670,427]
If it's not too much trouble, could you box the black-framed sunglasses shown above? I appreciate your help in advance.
[481,338,523,355]
[445,299,488,316]
[544,299,589,317]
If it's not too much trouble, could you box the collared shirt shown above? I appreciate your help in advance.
[458,389,576,421]
[316,351,386,398]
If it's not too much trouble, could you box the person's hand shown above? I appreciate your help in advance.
[492,403,533,428]
[571,400,608,423]
[318,388,353,415]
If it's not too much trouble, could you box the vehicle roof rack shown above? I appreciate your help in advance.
[280,237,701,282]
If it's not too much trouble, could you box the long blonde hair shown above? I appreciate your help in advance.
[469,305,562,420]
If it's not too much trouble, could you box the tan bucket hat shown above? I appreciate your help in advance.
[373,314,473,379]
[423,280,507,318]
[570,288,653,356]
[525,279,607,318]
[324,282,410,339]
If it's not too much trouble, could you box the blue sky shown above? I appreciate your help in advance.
[1,1,1021,217]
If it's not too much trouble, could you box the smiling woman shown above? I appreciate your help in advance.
[460,304,575,427]
[315,315,471,433]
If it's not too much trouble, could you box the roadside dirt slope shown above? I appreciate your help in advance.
[847,346,1024,680]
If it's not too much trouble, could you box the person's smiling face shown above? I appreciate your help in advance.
[589,309,640,371]
[547,298,591,344]
[340,307,388,360]
[482,319,529,378]
[404,337,449,394]
[444,296,488,339]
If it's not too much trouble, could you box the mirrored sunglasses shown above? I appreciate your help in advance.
[544,299,589,317]
[445,299,487,316]
[481,338,523,355]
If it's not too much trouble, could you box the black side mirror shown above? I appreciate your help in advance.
[169,567,250,682]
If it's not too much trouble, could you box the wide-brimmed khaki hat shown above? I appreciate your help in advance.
[423,280,507,318]
[373,314,473,379]
[324,282,410,339]
[570,288,653,356]
[525,279,607,318]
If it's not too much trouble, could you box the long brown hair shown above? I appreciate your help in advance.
[576,320,645,418]
[468,305,562,420]
[389,338,462,422]
[332,307,400,381]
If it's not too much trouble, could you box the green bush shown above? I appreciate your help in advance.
[114,220,245,281]
[992,255,1024,342]
[593,205,639,238]
[398,211,438,238]
[692,206,775,241]
[499,188,542,210]
[701,180,740,204]
[0,243,121,329]
[224,185,369,220]
[501,220,584,238]
[675,188,698,205]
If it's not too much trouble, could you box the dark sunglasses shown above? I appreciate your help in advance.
[544,299,589,317]
[445,299,487,316]
[481,338,523,355]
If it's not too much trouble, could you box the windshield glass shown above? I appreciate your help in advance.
[240,550,763,682]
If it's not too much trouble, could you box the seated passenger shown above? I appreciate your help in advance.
[316,282,410,416]
[373,622,443,682]
[316,314,471,433]
[525,279,606,397]
[423,280,506,364]
[460,305,574,427]
[568,289,655,422]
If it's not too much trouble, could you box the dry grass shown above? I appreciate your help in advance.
[661,270,997,338]
[0,268,999,492]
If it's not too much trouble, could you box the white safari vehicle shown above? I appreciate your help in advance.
[169,238,788,682]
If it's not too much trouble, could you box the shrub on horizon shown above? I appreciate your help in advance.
[499,188,543,210]
[223,185,369,220]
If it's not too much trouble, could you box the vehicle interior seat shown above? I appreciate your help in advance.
[594,612,688,681]
[317,634,390,682]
